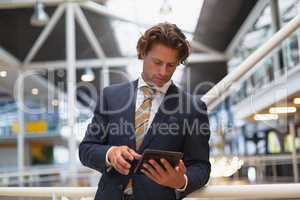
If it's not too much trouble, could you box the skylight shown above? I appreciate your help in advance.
[106,0,204,57]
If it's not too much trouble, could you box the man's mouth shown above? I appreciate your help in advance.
[156,77,165,82]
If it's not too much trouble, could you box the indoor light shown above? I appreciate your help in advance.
[159,0,172,15]
[0,71,7,77]
[293,98,300,105]
[81,68,95,82]
[31,88,39,95]
[269,106,297,114]
[52,99,59,106]
[30,1,49,27]
[248,167,256,183]
[254,114,278,121]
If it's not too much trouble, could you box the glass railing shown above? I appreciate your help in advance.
[229,30,300,105]
[228,0,300,105]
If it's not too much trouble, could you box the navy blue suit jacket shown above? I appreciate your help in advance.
[79,80,211,200]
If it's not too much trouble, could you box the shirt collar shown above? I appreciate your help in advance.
[137,75,172,94]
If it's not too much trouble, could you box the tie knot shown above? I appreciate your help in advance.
[142,86,155,99]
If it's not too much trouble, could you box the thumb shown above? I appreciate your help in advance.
[129,149,142,159]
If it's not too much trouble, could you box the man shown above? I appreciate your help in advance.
[79,22,211,200]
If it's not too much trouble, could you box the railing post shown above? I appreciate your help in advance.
[52,193,57,200]
[289,120,299,182]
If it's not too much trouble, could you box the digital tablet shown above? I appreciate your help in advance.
[134,149,183,173]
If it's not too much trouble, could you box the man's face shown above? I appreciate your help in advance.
[141,43,179,87]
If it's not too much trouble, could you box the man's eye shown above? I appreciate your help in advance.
[154,60,162,65]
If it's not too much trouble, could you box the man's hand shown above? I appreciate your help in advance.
[107,146,142,175]
[141,159,186,189]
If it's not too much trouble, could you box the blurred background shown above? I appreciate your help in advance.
[0,0,300,198]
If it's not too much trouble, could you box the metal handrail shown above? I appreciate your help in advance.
[0,187,95,199]
[202,15,300,111]
[188,184,300,199]
[1,184,300,199]
[0,164,93,178]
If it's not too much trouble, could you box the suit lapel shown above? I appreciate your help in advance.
[138,83,179,152]
[122,79,138,149]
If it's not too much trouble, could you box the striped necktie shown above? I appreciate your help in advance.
[124,86,156,195]
[135,86,155,149]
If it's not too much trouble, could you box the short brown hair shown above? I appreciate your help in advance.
[136,22,191,65]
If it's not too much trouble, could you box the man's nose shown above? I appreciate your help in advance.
[159,64,168,75]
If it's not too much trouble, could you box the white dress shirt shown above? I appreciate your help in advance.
[135,75,171,134]
[105,75,188,191]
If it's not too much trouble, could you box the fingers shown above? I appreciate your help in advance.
[122,148,134,161]
[160,159,174,173]
[116,152,131,168]
[128,149,142,160]
[110,146,143,175]
[122,146,142,160]
[110,146,131,175]
[113,153,130,175]
[141,168,158,184]
[179,160,186,173]
[141,159,187,189]
[114,163,129,175]
[175,160,186,174]
[143,162,161,181]
[112,160,129,175]
[148,159,166,177]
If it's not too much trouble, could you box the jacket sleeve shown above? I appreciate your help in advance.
[79,87,112,173]
[179,99,211,198]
